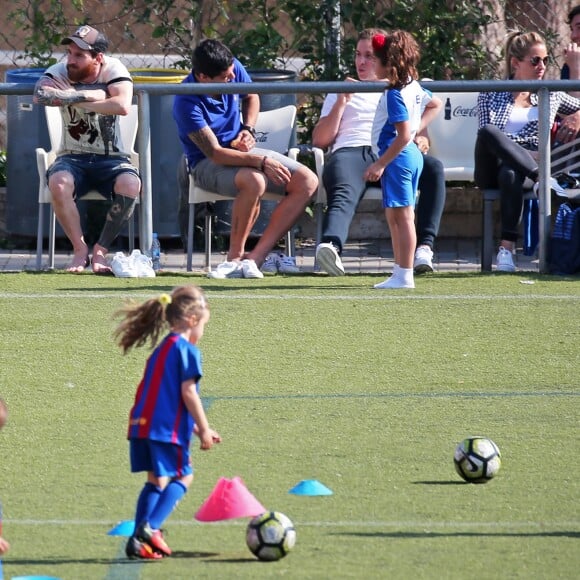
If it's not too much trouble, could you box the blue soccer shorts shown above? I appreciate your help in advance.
[129,438,193,478]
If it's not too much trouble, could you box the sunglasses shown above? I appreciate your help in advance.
[529,56,549,67]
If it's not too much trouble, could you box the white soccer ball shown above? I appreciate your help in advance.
[246,511,296,561]
[454,436,501,483]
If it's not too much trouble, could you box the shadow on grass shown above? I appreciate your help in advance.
[333,530,580,539]
[412,480,467,485]
[5,550,219,567]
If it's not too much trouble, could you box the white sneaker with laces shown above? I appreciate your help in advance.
[207,261,243,279]
[241,259,264,279]
[130,250,155,278]
[111,252,137,278]
[496,246,515,272]
[276,253,300,274]
[413,246,434,274]
[533,177,566,198]
[316,243,345,276]
[261,253,279,274]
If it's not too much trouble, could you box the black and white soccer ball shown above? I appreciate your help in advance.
[454,436,501,483]
[246,511,296,561]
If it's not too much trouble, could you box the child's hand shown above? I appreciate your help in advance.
[363,161,384,183]
[197,427,222,450]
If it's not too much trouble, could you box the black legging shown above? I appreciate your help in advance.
[474,124,538,243]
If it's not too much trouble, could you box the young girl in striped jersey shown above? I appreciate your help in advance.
[114,285,221,560]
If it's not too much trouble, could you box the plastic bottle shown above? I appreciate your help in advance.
[150,232,161,272]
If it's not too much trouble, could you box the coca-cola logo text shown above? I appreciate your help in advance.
[452,106,477,118]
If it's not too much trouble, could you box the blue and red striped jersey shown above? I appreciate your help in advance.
[127,333,202,447]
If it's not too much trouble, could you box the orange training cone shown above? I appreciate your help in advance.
[194,476,266,522]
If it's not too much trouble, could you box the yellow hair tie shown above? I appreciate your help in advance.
[158,293,172,306]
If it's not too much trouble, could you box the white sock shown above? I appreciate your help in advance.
[398,267,414,286]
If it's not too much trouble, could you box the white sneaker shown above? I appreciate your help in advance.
[207,260,243,279]
[111,252,137,278]
[413,246,434,274]
[276,254,300,274]
[496,246,515,272]
[316,243,345,276]
[130,250,155,278]
[533,177,566,197]
[241,259,264,279]
[261,253,279,273]
[373,274,415,289]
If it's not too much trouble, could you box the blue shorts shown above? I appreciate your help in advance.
[129,438,193,478]
[381,145,423,208]
[190,147,303,197]
[47,154,140,200]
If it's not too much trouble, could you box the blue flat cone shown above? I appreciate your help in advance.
[289,479,333,496]
[107,520,135,536]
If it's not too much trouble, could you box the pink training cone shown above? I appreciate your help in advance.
[194,476,266,522]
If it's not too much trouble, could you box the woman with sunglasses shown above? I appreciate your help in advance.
[474,31,580,272]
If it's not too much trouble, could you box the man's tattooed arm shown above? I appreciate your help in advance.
[188,126,221,160]
[33,85,107,107]
[188,125,262,168]
[34,86,87,106]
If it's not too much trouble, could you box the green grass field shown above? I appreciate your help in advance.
[0,272,578,579]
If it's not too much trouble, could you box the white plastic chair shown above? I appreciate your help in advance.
[427,91,478,182]
[35,104,140,270]
[185,104,297,271]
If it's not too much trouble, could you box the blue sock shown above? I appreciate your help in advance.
[149,480,188,530]
[134,482,162,529]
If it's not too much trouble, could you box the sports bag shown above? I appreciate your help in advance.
[549,201,580,274]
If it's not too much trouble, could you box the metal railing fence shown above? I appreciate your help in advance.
[1,78,579,273]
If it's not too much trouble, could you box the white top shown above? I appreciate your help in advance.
[371,80,430,154]
[42,56,133,157]
[504,106,539,135]
[320,91,383,153]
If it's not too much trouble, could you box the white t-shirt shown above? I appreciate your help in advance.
[319,90,383,153]
[504,106,539,135]
[42,56,133,157]
[371,81,431,155]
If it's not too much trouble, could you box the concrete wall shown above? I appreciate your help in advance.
[295,185,493,241]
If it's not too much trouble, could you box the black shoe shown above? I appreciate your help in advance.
[555,172,580,190]
[125,536,163,560]
[135,521,172,556]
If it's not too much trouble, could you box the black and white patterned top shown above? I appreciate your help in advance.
[477,90,580,151]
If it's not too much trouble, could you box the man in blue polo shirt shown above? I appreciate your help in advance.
[173,39,317,279]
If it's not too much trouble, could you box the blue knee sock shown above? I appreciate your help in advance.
[134,482,162,528]
[149,481,188,530]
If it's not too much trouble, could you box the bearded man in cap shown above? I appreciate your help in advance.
[34,25,140,274]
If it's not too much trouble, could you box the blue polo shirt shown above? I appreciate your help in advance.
[173,58,252,168]
[127,333,202,448]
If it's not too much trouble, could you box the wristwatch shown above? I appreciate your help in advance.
[241,124,256,138]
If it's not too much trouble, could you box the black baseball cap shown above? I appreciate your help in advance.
[61,25,109,53]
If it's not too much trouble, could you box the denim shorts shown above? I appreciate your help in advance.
[190,147,303,197]
[129,438,193,478]
[47,154,140,200]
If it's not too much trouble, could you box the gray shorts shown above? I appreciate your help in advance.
[47,154,140,200]
[190,147,303,196]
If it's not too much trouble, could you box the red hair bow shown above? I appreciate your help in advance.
[372,34,386,51]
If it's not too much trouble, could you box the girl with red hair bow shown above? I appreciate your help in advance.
[364,30,440,289]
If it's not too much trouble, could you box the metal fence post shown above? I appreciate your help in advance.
[537,87,551,274]
[136,90,152,254]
